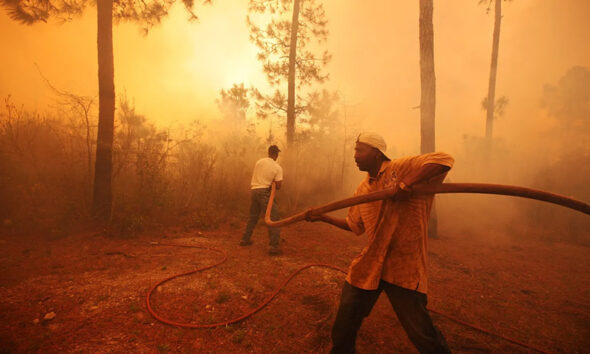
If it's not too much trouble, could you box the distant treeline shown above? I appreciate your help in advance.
[0,93,359,236]
[1,67,588,244]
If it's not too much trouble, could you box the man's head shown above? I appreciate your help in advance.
[354,132,390,172]
[268,144,281,160]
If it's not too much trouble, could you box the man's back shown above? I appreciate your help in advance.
[251,157,283,190]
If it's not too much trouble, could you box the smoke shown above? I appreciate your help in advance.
[436,66,590,245]
[0,0,588,243]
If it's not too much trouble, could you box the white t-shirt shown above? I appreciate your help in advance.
[250,157,283,189]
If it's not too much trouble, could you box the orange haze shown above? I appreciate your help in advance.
[0,0,589,153]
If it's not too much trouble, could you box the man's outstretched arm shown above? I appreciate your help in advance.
[305,211,351,231]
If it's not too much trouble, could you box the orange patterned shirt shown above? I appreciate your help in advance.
[345,152,454,293]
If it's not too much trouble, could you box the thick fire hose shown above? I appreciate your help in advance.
[254,182,588,353]
[264,182,590,227]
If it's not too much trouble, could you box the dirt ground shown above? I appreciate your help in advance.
[0,219,588,353]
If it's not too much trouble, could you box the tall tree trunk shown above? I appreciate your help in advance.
[92,0,115,222]
[486,0,502,141]
[419,0,438,238]
[419,0,435,154]
[286,0,301,148]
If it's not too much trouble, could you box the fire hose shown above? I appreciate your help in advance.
[264,182,590,227]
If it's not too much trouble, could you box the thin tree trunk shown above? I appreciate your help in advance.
[92,0,115,222]
[84,104,93,206]
[419,0,435,154]
[286,0,301,148]
[419,0,438,238]
[486,0,501,140]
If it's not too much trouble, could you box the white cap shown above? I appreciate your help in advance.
[356,132,390,160]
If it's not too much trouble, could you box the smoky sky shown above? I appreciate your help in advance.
[0,0,589,155]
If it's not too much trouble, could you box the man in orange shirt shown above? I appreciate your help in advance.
[307,132,453,353]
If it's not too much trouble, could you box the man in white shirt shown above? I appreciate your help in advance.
[240,145,284,255]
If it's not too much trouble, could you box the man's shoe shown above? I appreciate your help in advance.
[269,247,282,256]
[240,240,253,246]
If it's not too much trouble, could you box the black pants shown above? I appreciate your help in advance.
[331,281,451,354]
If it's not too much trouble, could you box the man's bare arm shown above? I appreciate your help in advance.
[305,211,351,231]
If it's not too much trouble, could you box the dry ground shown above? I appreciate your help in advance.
[0,220,589,353]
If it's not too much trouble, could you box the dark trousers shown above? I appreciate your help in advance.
[241,188,280,247]
[331,281,451,354]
